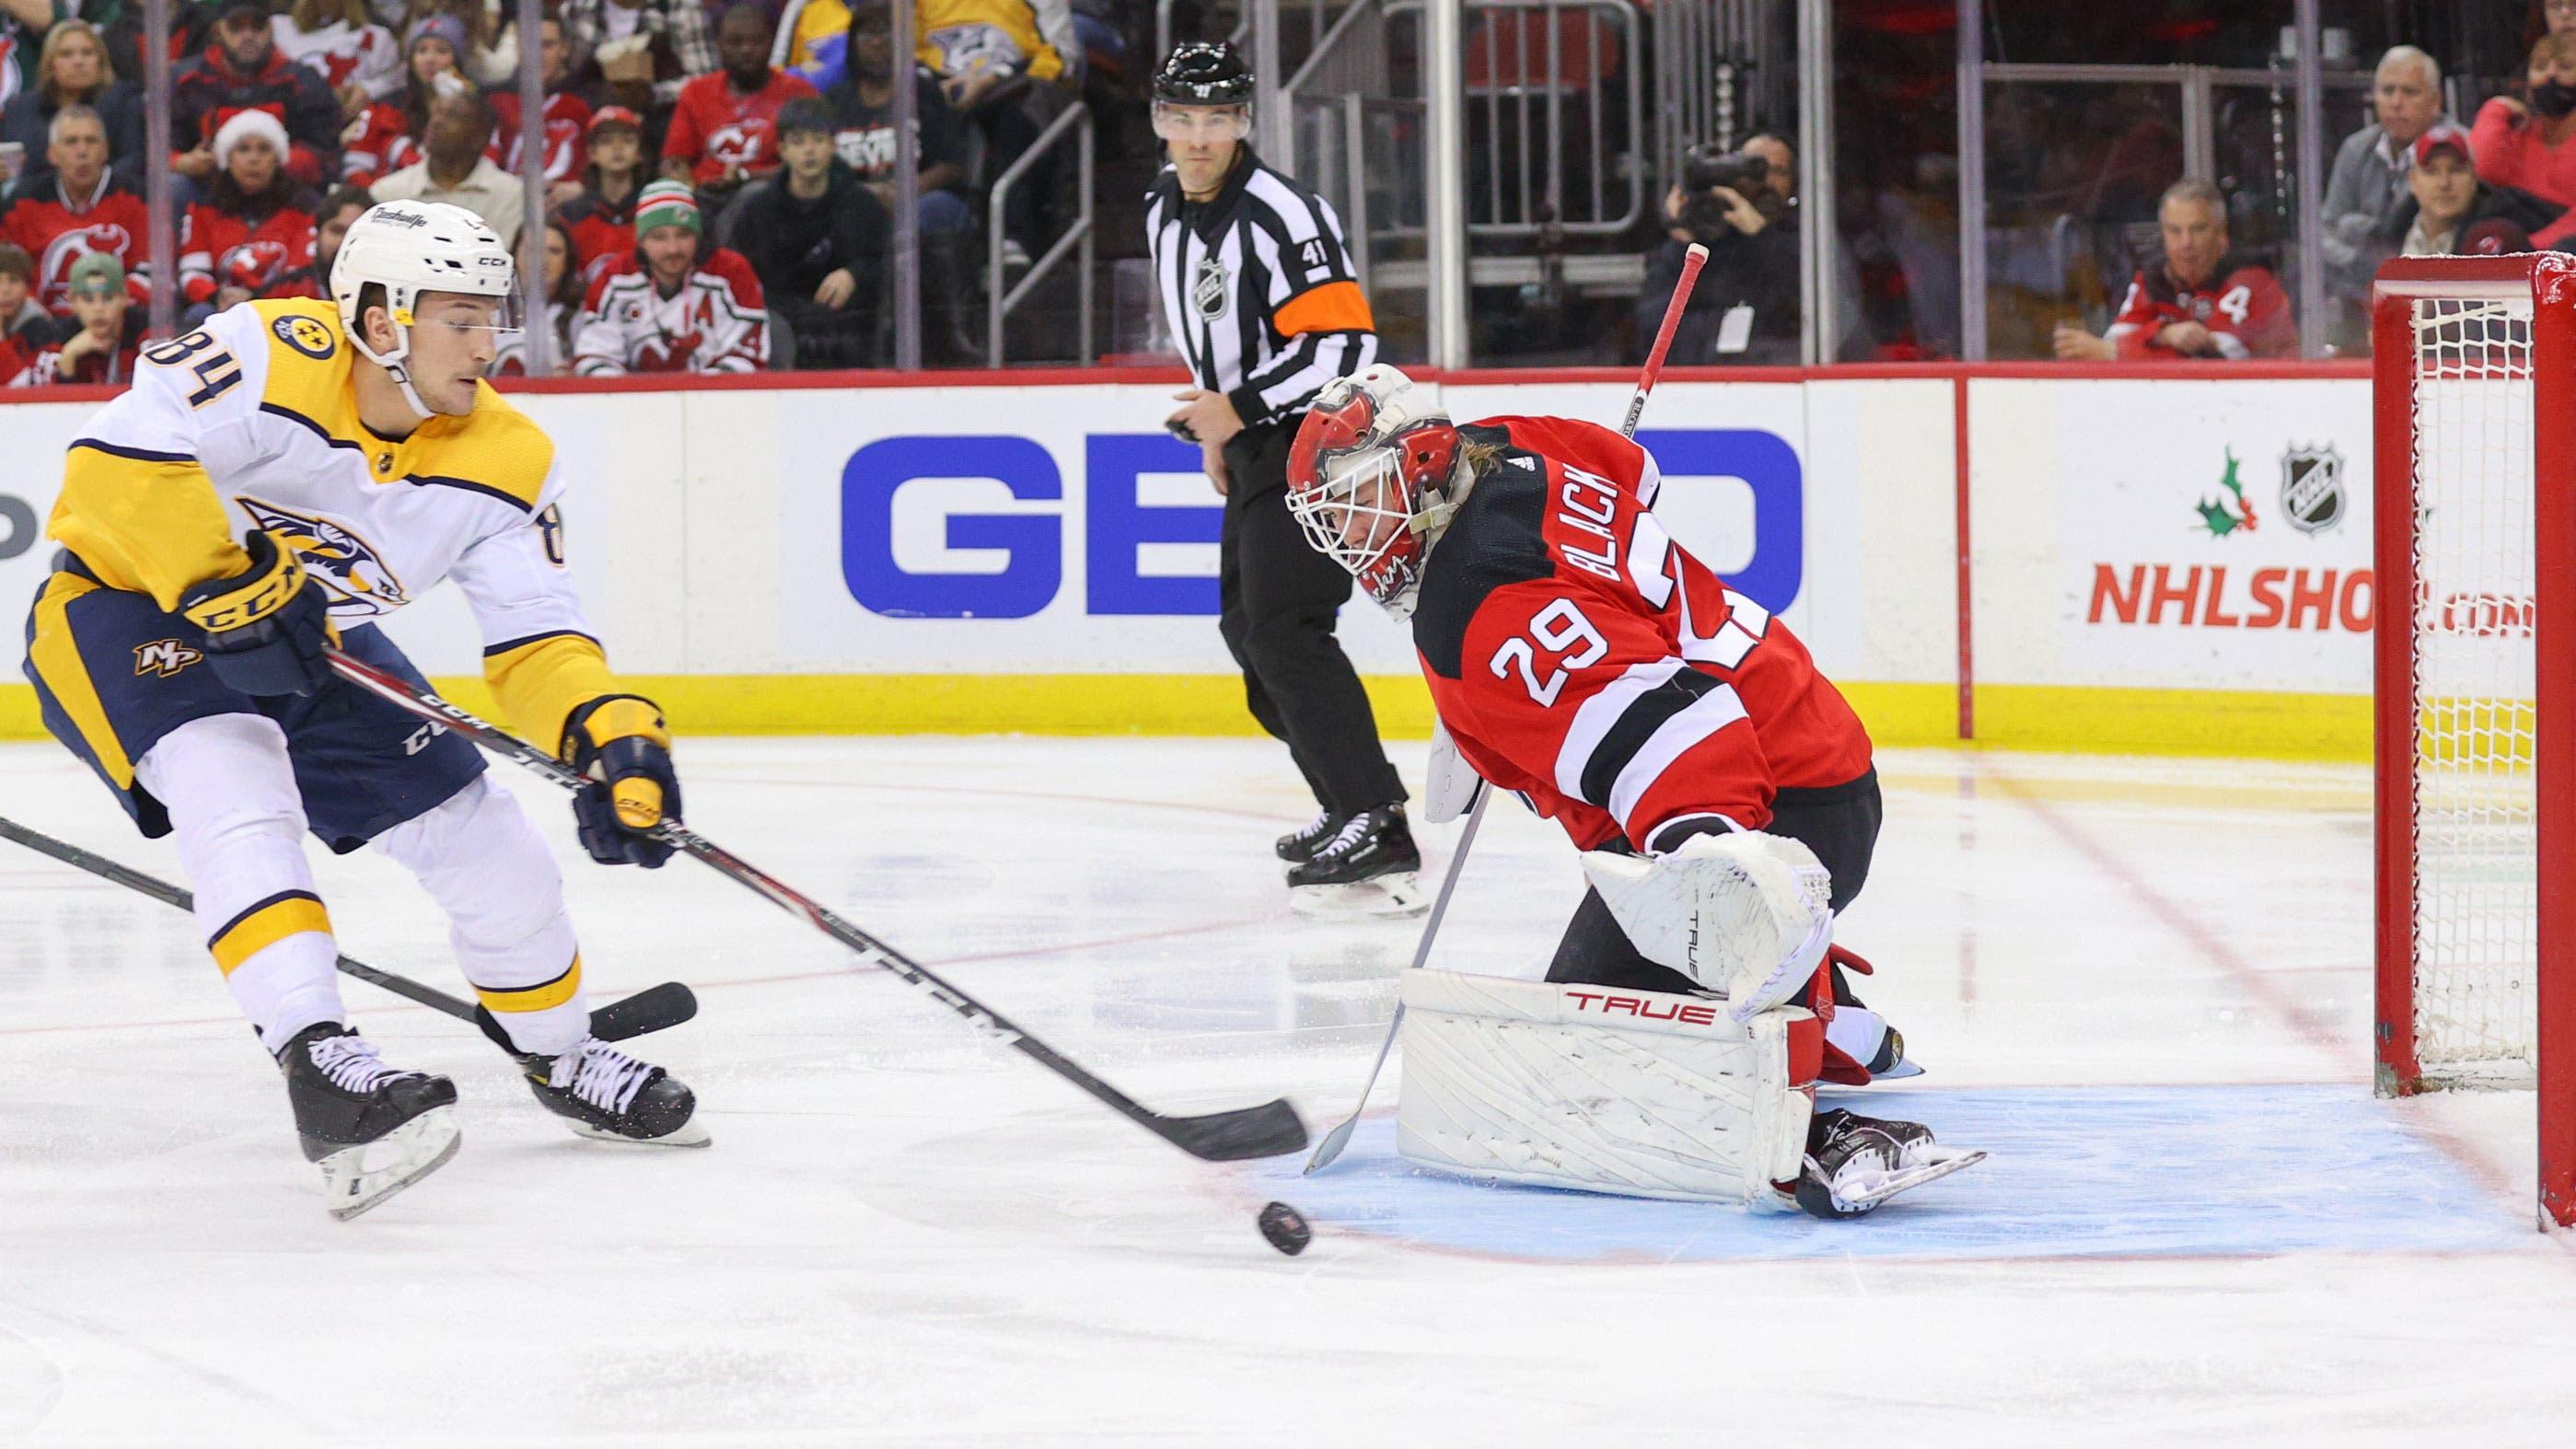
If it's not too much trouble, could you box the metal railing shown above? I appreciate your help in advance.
[988,102,1097,366]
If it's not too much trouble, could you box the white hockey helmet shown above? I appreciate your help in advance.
[331,200,520,411]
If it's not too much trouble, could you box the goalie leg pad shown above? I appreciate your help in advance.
[1579,830,1835,1022]
[1395,970,1819,1205]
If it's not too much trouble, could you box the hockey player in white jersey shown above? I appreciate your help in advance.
[21,201,707,1220]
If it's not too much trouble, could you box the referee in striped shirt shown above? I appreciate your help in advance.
[1147,41,1421,914]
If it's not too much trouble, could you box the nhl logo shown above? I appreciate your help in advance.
[1191,256,1229,320]
[2279,445,2346,535]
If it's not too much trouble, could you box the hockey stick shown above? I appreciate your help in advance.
[317,648,1309,1163]
[0,814,698,1043]
[1303,241,1711,1176]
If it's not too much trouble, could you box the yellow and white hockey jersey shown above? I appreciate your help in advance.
[48,297,625,753]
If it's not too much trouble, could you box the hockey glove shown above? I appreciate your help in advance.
[563,694,680,868]
[178,530,338,698]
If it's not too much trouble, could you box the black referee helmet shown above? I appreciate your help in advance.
[1153,41,1254,106]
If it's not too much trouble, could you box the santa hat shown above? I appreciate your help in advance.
[211,107,290,166]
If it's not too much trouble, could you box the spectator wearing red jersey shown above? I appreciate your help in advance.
[659,3,818,203]
[0,104,150,313]
[2054,180,2295,362]
[0,21,145,196]
[273,0,402,122]
[562,105,645,284]
[575,179,768,374]
[341,14,482,187]
[172,0,342,190]
[489,16,593,210]
[265,180,371,299]
[13,250,142,386]
[2473,33,2576,247]
[564,0,720,112]
[179,108,319,319]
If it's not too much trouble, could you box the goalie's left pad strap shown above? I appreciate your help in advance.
[1396,970,1820,1205]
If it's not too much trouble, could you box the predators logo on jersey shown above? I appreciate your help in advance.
[272,312,337,360]
[238,497,412,615]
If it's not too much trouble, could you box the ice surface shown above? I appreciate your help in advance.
[3,737,2573,1444]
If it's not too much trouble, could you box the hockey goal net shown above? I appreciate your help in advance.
[2373,254,2576,1229]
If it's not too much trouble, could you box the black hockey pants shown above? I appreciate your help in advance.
[1545,768,1883,994]
[1215,420,1407,819]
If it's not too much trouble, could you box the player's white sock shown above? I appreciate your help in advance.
[136,713,344,1052]
[371,773,586,1055]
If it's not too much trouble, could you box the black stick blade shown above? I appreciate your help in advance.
[1155,1098,1310,1161]
[590,982,700,1042]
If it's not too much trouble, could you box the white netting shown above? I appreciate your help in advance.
[2407,294,2538,1086]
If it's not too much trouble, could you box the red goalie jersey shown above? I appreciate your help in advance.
[1413,415,1873,853]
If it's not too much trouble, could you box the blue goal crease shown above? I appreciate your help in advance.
[1245,1084,2538,1263]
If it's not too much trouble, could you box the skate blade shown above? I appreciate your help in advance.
[1820,1146,1986,1212]
[318,1106,462,1222]
[1288,873,1429,919]
[568,1116,713,1148]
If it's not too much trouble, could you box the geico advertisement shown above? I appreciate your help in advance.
[783,381,1815,675]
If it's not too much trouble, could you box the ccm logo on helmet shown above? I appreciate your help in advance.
[1563,991,1723,1026]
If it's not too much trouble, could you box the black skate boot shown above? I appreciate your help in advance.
[1285,806,1427,918]
[1793,1107,1982,1219]
[517,1036,711,1147]
[275,1023,462,1221]
[1275,809,1345,864]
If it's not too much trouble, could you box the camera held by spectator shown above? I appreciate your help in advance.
[1673,142,1787,247]
[1638,137,1801,366]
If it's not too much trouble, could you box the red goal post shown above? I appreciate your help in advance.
[2372,254,2576,1230]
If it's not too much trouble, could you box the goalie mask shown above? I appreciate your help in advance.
[1286,365,1463,619]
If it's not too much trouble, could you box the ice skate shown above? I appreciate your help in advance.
[276,1023,462,1222]
[1286,806,1427,918]
[518,1035,711,1147]
[1275,809,1345,864]
[1792,1107,1982,1219]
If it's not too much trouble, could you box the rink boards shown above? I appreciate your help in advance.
[0,364,2375,758]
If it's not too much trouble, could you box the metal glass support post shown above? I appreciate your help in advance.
[1255,0,1290,162]
[515,0,551,374]
[891,0,922,368]
[144,0,175,339]
[1954,0,1985,361]
[2293,0,2327,357]
[1425,0,1468,367]
[1797,0,1832,365]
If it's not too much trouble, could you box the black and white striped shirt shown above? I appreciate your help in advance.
[1145,150,1378,428]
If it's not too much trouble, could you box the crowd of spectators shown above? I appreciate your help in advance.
[0,0,1090,380]
[2038,11,2576,363]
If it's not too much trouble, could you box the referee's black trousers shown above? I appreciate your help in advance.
[1216,421,1407,818]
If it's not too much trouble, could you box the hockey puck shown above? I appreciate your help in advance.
[1256,1200,1311,1256]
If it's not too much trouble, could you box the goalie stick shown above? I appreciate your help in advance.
[1304,241,1711,1176]
[318,648,1309,1163]
[0,814,698,1043]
